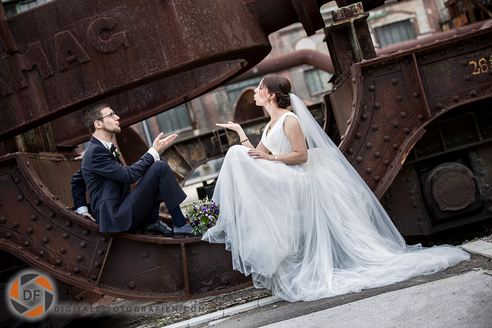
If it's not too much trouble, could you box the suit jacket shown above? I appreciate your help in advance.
[71,137,154,232]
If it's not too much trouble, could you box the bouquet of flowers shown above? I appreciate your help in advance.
[185,198,220,235]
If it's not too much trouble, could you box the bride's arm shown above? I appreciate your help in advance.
[216,122,256,149]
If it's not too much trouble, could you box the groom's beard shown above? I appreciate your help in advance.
[103,126,121,135]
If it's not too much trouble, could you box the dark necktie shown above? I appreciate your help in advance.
[110,144,116,153]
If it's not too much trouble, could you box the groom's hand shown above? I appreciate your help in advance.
[152,133,178,153]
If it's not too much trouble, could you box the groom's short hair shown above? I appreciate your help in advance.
[82,102,110,134]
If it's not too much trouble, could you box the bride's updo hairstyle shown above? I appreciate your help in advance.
[261,74,292,109]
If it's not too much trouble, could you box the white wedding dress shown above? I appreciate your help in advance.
[202,95,470,302]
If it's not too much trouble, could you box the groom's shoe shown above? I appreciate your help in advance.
[173,223,201,237]
[142,221,173,237]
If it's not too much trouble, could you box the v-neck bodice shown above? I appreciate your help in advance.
[261,112,299,156]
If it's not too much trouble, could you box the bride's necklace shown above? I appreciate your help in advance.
[266,111,282,135]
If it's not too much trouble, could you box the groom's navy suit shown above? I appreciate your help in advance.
[71,137,186,233]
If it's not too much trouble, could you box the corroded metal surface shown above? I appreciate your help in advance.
[0,153,252,301]
[0,0,327,144]
[332,27,492,200]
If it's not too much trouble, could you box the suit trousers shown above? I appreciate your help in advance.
[126,159,187,232]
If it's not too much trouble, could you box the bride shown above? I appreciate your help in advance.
[202,74,470,302]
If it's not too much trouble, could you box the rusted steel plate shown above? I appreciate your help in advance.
[335,27,492,199]
[0,152,252,301]
[0,0,327,144]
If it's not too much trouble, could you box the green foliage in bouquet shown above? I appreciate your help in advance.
[185,198,219,235]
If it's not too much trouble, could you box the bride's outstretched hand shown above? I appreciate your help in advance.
[216,121,243,133]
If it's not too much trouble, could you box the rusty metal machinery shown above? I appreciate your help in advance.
[2,0,492,307]
[326,3,492,235]
[0,0,336,303]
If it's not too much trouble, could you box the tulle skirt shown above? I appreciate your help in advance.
[202,145,470,302]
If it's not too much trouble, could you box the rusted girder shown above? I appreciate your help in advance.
[0,0,327,144]
[330,27,492,200]
[0,152,252,301]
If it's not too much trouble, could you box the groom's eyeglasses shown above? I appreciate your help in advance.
[97,112,117,121]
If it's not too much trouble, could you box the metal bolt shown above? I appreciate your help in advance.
[374,102,380,109]
[65,221,72,227]
[453,96,460,102]
[0,217,5,224]
[391,79,398,85]
[404,128,410,135]
[27,227,34,234]
[374,152,381,158]
[400,112,407,119]
[98,250,105,256]
[142,252,149,258]
[356,157,363,163]
[76,255,84,261]
[17,195,23,201]
[56,259,62,265]
[384,136,390,142]
[46,224,52,230]
[12,222,19,228]
[392,121,399,128]
[372,125,379,131]
[129,282,136,289]
[355,133,362,139]
[83,230,90,236]
[366,143,372,149]
[35,200,41,206]
[361,114,368,121]
[49,212,55,218]
[30,215,37,221]
[24,241,29,247]
[366,167,373,174]
[6,233,11,239]
[392,144,399,150]
[91,275,98,281]
[43,237,49,243]
[374,176,381,182]
[74,267,80,274]
[396,96,402,102]
[102,237,108,242]
[465,75,472,81]
[60,247,66,254]
[80,242,87,248]
[369,85,375,91]
[95,261,101,268]
[413,92,420,98]
[14,178,20,183]
[418,115,424,121]
[62,233,69,239]
[348,148,354,154]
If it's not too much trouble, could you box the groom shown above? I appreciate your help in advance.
[71,101,196,237]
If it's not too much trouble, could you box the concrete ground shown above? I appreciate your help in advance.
[65,241,492,328]
[167,241,492,328]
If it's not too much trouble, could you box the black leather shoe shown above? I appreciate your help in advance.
[142,221,173,237]
[173,223,201,237]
